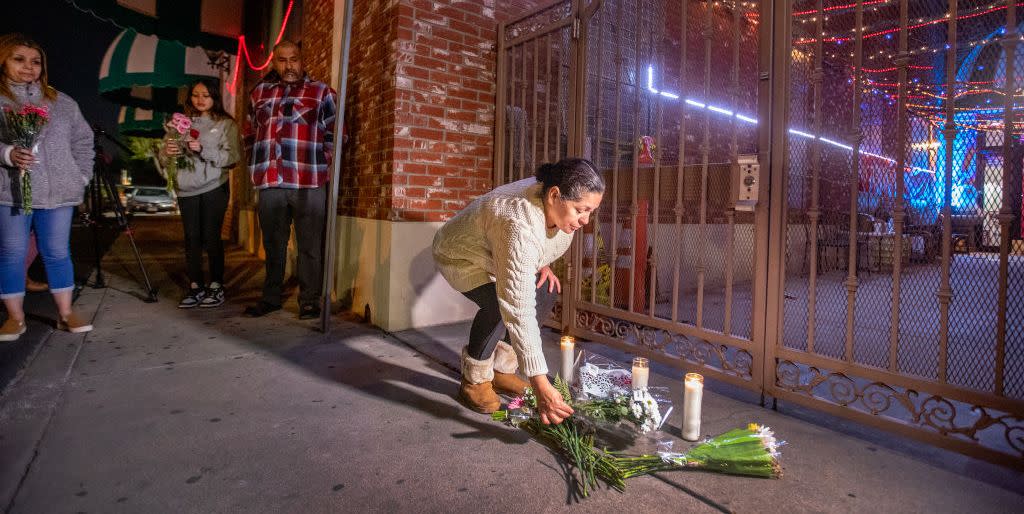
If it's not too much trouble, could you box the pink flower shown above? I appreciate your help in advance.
[508,397,524,410]
[171,113,192,135]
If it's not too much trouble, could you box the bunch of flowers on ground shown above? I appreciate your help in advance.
[491,360,783,499]
[493,377,627,497]
[3,104,49,212]
[573,388,663,434]
[612,423,783,479]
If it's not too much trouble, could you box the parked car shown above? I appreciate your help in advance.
[127,187,177,214]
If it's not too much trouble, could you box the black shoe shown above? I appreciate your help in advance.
[199,285,225,308]
[299,303,321,320]
[244,301,281,317]
[178,286,206,309]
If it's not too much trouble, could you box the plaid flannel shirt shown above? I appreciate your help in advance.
[246,76,337,189]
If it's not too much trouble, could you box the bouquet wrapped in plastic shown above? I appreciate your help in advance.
[613,423,783,479]
[2,104,49,213]
[162,113,197,191]
[572,351,673,435]
[491,349,783,499]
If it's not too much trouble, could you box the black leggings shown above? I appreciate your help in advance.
[178,182,228,286]
[462,274,559,361]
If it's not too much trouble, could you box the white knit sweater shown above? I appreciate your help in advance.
[432,178,573,377]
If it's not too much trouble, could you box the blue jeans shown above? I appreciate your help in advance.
[0,206,75,298]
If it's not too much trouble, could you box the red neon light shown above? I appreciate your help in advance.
[229,0,295,92]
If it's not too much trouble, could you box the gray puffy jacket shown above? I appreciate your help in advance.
[0,82,94,209]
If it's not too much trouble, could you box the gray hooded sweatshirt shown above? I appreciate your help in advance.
[0,81,94,209]
[174,116,240,197]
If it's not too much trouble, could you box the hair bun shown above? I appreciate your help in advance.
[535,162,556,182]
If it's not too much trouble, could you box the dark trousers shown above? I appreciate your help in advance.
[462,274,559,361]
[178,182,228,286]
[257,186,326,307]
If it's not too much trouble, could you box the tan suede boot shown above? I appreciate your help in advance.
[491,341,530,396]
[458,347,501,414]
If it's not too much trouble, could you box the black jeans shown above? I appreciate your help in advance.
[177,182,228,286]
[257,186,326,307]
[462,274,559,361]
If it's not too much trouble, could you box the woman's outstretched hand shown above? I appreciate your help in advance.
[536,265,561,293]
[530,374,573,425]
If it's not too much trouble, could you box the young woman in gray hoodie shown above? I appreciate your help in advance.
[0,34,94,342]
[163,78,240,308]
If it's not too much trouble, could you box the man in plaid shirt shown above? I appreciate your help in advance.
[243,40,338,319]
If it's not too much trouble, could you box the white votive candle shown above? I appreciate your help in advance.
[559,336,575,383]
[631,357,649,390]
[682,372,704,441]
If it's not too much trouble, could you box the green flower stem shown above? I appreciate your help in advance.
[20,169,31,214]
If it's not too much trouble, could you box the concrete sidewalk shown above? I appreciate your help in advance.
[1,221,1022,513]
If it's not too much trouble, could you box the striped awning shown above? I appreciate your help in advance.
[68,0,241,53]
[117,105,168,137]
[99,28,234,111]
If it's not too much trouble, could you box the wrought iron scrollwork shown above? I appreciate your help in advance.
[775,360,1024,460]
[504,2,573,42]
[574,309,753,380]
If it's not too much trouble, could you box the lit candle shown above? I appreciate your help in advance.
[631,357,649,390]
[682,373,704,441]
[559,336,575,383]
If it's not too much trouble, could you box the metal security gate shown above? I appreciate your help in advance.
[496,0,1024,469]
[771,0,1024,469]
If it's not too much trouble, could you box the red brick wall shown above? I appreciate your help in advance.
[386,0,507,222]
[340,0,547,222]
[340,0,400,220]
[300,0,334,83]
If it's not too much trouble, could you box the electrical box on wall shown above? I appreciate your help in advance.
[735,154,759,212]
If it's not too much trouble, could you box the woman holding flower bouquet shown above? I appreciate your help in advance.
[162,78,240,309]
[432,158,604,423]
[0,34,95,341]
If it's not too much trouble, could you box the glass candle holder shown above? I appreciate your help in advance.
[682,372,704,441]
[631,357,649,390]
[559,336,575,383]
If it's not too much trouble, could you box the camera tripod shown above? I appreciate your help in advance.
[78,127,158,303]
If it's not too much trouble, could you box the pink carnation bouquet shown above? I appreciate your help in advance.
[163,112,196,190]
[3,103,49,213]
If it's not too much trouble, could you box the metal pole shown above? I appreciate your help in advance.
[320,0,356,333]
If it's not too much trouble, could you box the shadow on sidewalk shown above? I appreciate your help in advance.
[271,328,533,446]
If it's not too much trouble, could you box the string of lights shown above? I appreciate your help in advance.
[794,1,1022,45]
[792,0,891,18]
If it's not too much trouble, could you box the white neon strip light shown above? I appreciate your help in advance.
[819,137,854,150]
[648,65,934,175]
